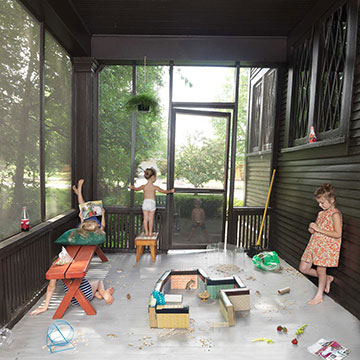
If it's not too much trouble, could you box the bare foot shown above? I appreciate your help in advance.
[94,291,103,300]
[77,178,84,188]
[108,287,114,295]
[103,290,114,304]
[308,297,323,305]
[72,185,79,195]
[325,275,334,294]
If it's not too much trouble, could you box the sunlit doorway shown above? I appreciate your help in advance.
[168,107,232,248]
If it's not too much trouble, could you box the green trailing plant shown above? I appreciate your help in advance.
[125,93,160,114]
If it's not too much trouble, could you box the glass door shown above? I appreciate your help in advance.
[168,108,231,248]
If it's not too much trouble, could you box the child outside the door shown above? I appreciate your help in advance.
[130,167,175,237]
[187,198,209,241]
[299,183,342,305]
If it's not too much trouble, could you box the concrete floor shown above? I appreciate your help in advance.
[2,249,359,360]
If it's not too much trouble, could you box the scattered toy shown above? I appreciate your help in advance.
[282,327,288,333]
[278,287,290,295]
[292,338,298,345]
[277,325,283,332]
[185,279,195,290]
[295,324,308,336]
[198,290,210,302]
[126,293,131,300]
[252,337,274,344]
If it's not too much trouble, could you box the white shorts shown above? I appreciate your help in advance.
[142,199,156,211]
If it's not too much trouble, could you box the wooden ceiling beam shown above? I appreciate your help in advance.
[19,0,91,56]
[91,35,288,66]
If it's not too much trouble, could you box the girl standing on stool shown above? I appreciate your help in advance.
[130,167,175,237]
[299,183,342,305]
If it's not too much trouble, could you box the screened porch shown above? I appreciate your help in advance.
[1,0,360,359]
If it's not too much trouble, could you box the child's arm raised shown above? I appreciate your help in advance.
[309,212,342,239]
[100,208,106,231]
[154,186,175,194]
[129,185,144,191]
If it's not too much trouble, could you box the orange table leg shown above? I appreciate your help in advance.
[53,278,96,319]
[95,246,108,262]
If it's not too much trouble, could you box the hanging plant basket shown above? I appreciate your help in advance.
[137,104,150,112]
[125,93,159,115]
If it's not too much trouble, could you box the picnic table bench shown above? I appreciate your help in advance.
[46,245,108,319]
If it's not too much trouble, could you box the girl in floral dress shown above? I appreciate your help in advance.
[299,183,342,305]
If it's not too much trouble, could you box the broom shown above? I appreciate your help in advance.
[246,168,276,258]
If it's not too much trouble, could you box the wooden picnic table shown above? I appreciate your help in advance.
[46,245,108,319]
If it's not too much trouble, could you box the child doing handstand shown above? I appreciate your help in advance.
[73,178,105,231]
[130,167,175,236]
[30,179,113,315]
[299,183,342,305]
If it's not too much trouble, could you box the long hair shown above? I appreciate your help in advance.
[314,183,336,201]
[77,220,105,236]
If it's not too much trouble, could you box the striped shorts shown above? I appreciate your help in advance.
[62,278,93,306]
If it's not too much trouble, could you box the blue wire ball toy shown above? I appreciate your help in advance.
[46,320,74,353]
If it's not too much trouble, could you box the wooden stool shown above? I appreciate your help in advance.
[135,232,158,263]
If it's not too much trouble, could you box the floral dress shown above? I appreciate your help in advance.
[301,208,342,267]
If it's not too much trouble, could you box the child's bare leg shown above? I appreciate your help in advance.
[148,210,155,236]
[325,275,334,294]
[308,266,326,305]
[72,179,85,205]
[89,280,100,299]
[187,227,195,241]
[143,210,150,236]
[97,280,114,304]
[299,260,318,277]
[203,229,209,241]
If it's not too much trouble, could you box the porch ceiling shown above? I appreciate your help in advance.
[70,0,318,37]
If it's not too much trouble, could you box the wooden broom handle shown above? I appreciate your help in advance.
[256,169,276,246]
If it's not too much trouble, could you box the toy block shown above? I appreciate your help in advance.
[170,274,197,289]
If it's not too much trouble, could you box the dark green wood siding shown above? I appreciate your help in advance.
[272,6,360,319]
[245,155,271,206]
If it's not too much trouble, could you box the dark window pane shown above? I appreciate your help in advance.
[0,0,41,240]
[292,33,313,139]
[249,80,262,152]
[44,32,72,219]
[261,69,277,150]
[317,4,347,133]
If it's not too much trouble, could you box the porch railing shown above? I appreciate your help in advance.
[228,207,271,250]
[103,206,167,252]
[1,205,269,328]
[0,210,78,328]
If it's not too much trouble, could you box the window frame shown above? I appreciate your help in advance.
[247,68,278,155]
[284,0,357,150]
